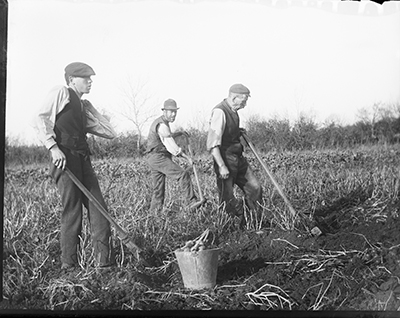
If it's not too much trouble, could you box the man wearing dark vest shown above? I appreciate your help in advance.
[146,99,197,213]
[207,84,262,225]
[36,62,116,271]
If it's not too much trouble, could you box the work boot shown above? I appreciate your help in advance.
[237,214,246,230]
[164,202,181,214]
[61,263,77,272]
[187,197,201,211]
[96,263,115,274]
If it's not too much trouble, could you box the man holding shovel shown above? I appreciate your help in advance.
[36,62,116,271]
[146,99,198,213]
[207,84,263,225]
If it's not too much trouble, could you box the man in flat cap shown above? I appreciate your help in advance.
[36,62,117,271]
[146,99,197,213]
[207,84,262,226]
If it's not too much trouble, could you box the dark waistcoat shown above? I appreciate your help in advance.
[214,100,242,155]
[55,88,89,155]
[146,116,170,154]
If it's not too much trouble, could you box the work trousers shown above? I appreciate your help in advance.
[214,152,262,216]
[50,147,115,267]
[147,152,195,212]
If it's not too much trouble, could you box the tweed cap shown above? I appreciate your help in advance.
[229,83,251,97]
[64,62,96,77]
[162,99,179,110]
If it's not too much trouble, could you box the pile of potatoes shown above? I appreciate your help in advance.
[177,229,211,253]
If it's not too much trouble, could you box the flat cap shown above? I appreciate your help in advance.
[162,99,179,110]
[64,62,96,77]
[229,83,251,96]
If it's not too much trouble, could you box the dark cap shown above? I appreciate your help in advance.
[162,99,179,111]
[229,83,251,97]
[64,62,96,77]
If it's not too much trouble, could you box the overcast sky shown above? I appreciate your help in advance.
[5,0,400,145]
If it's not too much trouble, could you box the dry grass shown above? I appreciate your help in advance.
[3,144,400,310]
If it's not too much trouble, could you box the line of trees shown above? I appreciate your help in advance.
[244,101,400,153]
[5,102,400,167]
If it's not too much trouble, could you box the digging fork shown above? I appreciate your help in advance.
[187,143,207,210]
[241,132,322,235]
[178,134,207,210]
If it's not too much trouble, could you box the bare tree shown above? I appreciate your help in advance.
[356,101,400,143]
[118,77,158,150]
[356,102,383,140]
[392,102,400,117]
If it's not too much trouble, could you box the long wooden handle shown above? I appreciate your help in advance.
[187,143,204,202]
[64,168,142,252]
[241,133,299,219]
[192,163,204,202]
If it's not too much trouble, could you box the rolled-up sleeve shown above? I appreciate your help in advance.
[36,86,69,150]
[206,108,225,151]
[157,123,182,156]
[162,137,182,156]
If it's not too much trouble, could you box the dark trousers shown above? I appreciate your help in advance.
[214,152,262,216]
[147,152,195,212]
[50,148,115,267]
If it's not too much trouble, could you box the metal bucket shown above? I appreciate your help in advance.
[174,248,220,290]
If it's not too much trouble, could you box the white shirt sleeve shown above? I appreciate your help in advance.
[36,86,70,150]
[206,108,226,151]
[157,123,182,156]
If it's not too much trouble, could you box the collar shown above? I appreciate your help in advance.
[223,99,240,112]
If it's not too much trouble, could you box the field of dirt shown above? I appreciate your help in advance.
[3,146,400,315]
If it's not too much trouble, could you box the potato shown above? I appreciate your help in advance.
[184,240,194,248]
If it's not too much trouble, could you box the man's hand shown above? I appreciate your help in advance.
[219,164,229,179]
[210,146,229,179]
[239,127,247,136]
[50,145,67,170]
[179,151,193,165]
[191,157,199,166]
[81,99,94,110]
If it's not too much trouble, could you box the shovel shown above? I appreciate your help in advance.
[64,168,154,266]
[241,132,322,236]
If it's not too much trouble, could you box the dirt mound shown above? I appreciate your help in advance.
[4,146,400,311]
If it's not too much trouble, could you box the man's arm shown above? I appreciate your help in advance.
[158,123,193,164]
[36,85,70,150]
[207,109,229,179]
[83,100,117,139]
[158,123,182,156]
[206,108,225,152]
[36,85,69,169]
